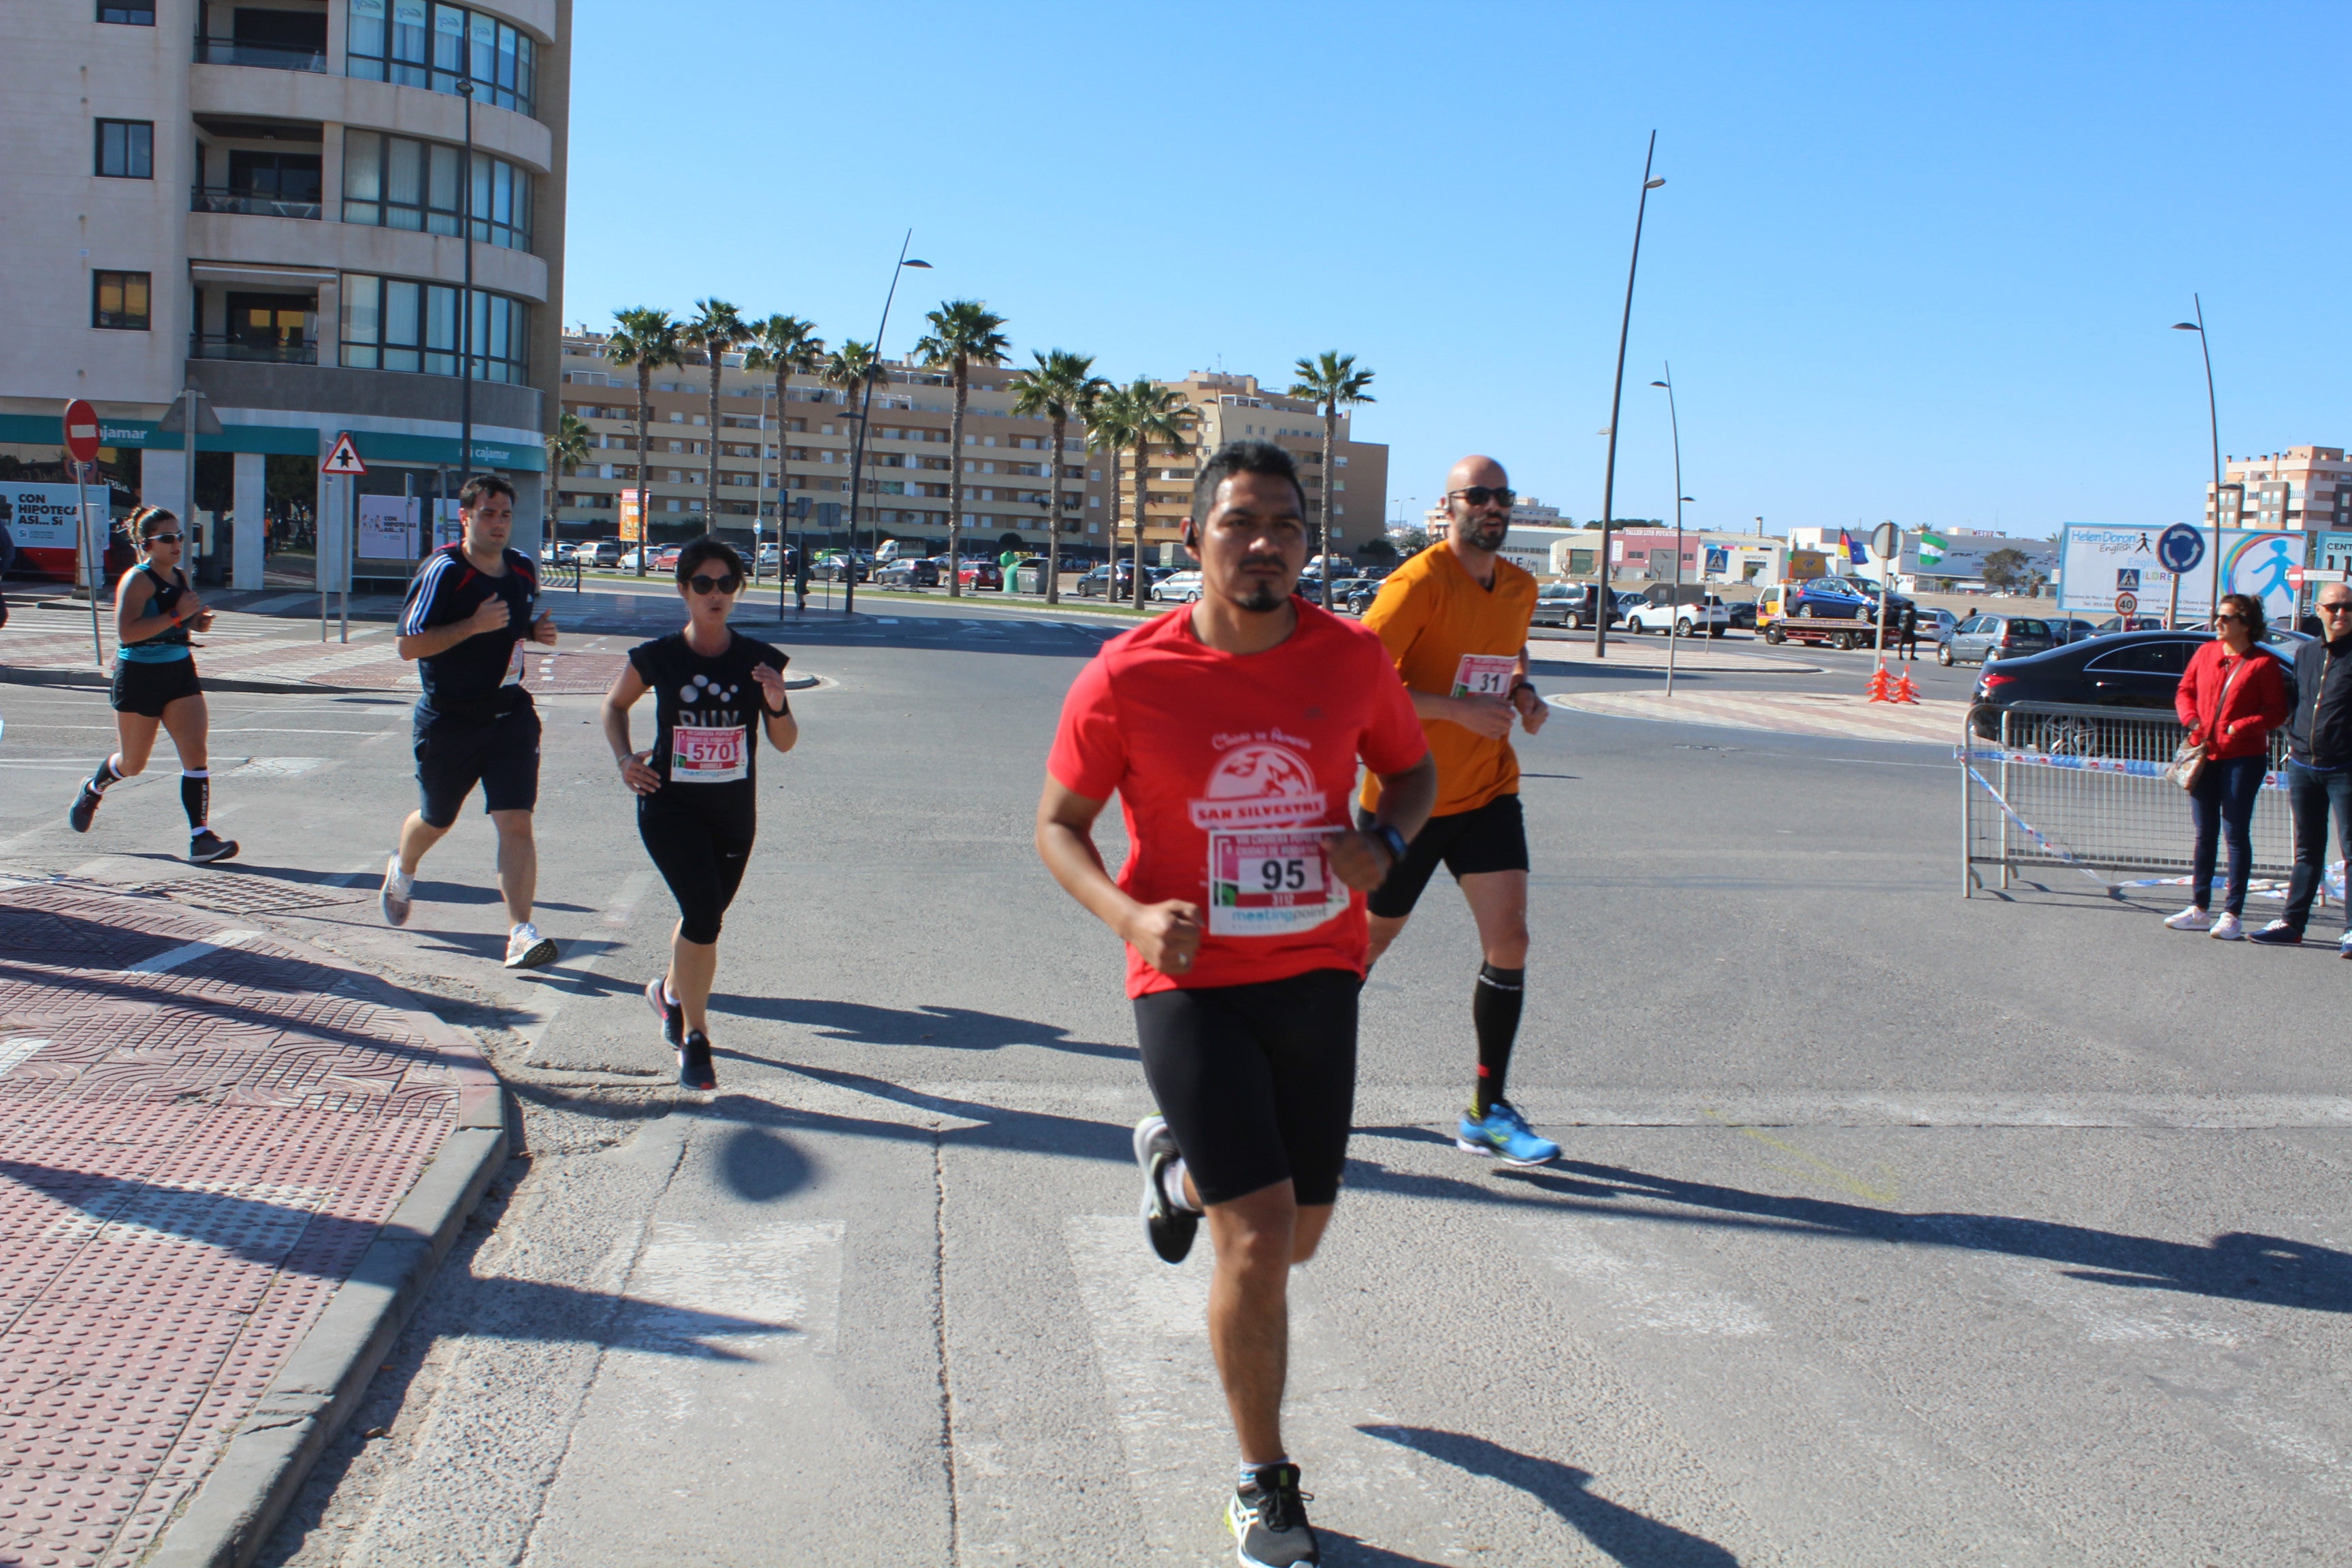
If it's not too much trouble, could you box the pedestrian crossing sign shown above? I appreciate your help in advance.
[321,431,367,476]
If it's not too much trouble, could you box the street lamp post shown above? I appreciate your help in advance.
[2172,299,2222,625]
[457,78,474,493]
[1593,132,1665,660]
[841,233,931,614]
[1648,366,1693,696]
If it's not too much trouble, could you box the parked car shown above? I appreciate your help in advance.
[1075,561,1166,600]
[1529,582,1624,630]
[1937,612,2057,666]
[1967,625,2310,738]
[2050,617,2101,644]
[1624,587,1731,638]
[956,557,1002,591]
[2095,614,2167,634]
[576,540,628,568]
[875,557,941,588]
[1722,598,1759,631]
[1916,607,1959,644]
[1344,579,1384,617]
[814,551,870,583]
[1149,570,1205,604]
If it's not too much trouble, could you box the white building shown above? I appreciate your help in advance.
[0,0,570,587]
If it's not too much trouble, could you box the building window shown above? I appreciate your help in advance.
[340,273,527,382]
[342,131,530,249]
[97,3,154,22]
[95,119,152,178]
[347,0,537,118]
[93,270,150,330]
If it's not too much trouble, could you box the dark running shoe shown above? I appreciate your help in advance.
[187,830,240,864]
[678,1030,717,1092]
[1229,1463,1318,1567]
[69,782,102,834]
[645,975,684,1048]
[2246,921,2302,947]
[1132,1113,1198,1264]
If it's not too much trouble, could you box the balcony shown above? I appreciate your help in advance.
[189,335,318,365]
[191,186,321,220]
[193,35,327,72]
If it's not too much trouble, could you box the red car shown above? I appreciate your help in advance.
[956,558,1002,591]
[651,545,684,572]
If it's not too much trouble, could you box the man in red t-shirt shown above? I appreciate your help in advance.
[1039,441,1435,1568]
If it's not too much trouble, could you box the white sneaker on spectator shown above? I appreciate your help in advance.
[2209,912,2244,940]
[2339,930,2352,960]
[2164,906,2212,931]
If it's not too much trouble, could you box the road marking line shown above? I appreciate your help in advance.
[122,929,261,975]
[1512,1213,1773,1337]
[518,869,653,1058]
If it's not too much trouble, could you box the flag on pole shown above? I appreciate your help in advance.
[1918,529,1948,566]
[1840,528,1864,566]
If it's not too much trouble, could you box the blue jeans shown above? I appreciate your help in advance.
[2189,754,2267,915]
[2283,760,2352,933]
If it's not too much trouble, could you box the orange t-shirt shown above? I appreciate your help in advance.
[1358,544,1537,817]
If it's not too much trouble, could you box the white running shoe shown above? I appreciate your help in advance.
[2340,931,2352,960]
[2209,912,2244,941]
[504,922,557,969]
[380,855,414,927]
[2163,906,2212,931]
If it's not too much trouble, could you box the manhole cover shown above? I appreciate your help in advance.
[118,877,368,916]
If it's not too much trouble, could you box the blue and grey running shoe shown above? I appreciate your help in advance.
[1456,1101,1561,1167]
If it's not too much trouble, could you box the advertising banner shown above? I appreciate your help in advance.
[2313,532,2352,575]
[618,488,643,543]
[357,495,416,560]
[0,484,111,578]
[2058,523,2300,623]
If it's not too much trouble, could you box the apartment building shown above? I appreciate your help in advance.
[2204,446,2352,534]
[557,333,1121,557]
[0,0,570,585]
[1144,372,1388,559]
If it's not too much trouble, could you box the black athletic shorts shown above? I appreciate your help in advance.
[414,702,541,828]
[638,794,755,945]
[1360,791,1529,920]
[110,656,201,718]
[1131,968,1358,1208]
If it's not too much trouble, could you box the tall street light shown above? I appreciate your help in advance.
[457,78,474,492]
[2172,298,2222,624]
[1649,365,1693,695]
[842,233,931,613]
[1593,132,1665,659]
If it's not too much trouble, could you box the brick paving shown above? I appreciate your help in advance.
[0,880,495,1568]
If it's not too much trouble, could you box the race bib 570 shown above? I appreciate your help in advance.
[671,723,747,783]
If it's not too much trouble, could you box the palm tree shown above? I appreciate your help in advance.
[911,301,1009,597]
[1287,351,1377,608]
[821,341,886,559]
[683,298,749,536]
[546,409,591,476]
[605,306,680,576]
[744,314,824,551]
[1007,350,1100,606]
[1119,379,1195,605]
[1087,384,1138,604]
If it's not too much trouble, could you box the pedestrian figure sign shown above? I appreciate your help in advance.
[2157,523,2204,574]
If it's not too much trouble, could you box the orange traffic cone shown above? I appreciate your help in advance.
[1891,670,1921,704]
[1865,665,1892,703]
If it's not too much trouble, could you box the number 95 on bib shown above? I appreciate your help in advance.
[1207,829,1348,937]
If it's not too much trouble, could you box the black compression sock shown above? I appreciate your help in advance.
[180,771,209,832]
[88,755,124,793]
[1472,964,1526,1117]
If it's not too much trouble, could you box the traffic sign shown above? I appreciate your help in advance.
[321,431,367,476]
[1871,521,1899,561]
[61,399,99,465]
[2115,591,2139,616]
[2157,523,2205,574]
[2289,565,2306,589]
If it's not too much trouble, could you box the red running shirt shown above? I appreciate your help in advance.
[1049,598,1428,997]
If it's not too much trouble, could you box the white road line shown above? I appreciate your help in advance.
[518,868,654,1058]
[1512,1213,1773,1337]
[122,929,261,975]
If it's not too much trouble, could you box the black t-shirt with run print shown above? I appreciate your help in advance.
[626,630,787,828]
[401,543,540,725]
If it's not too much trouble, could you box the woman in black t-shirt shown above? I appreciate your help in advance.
[600,540,797,1088]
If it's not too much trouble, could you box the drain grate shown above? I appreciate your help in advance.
[118,877,370,917]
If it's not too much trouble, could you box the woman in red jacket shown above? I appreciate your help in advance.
[2167,593,2291,938]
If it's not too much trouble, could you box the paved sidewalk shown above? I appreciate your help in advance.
[1547,687,1965,744]
[0,878,504,1568]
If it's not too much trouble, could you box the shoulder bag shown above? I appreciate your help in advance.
[2165,652,2248,790]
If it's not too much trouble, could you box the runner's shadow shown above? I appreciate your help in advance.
[709,994,1134,1058]
[1360,1426,1742,1566]
[1314,1533,1456,1567]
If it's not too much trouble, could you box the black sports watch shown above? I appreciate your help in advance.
[1370,822,1409,870]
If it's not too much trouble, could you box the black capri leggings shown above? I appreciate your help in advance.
[637,797,755,945]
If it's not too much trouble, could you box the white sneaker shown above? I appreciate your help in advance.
[504,922,557,969]
[380,855,414,927]
[2340,931,2352,960]
[2163,906,2212,931]
[2209,912,2244,941]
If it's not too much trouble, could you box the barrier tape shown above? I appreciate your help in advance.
[1958,743,2285,791]
[1962,760,2108,883]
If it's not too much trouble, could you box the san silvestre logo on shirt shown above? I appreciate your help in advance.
[1189,730,1327,830]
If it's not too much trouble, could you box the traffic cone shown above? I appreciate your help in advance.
[1891,670,1921,704]
[1866,665,1891,703]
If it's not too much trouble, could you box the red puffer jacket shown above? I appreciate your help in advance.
[2176,640,2291,760]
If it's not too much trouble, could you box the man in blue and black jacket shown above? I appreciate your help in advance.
[2252,583,2352,949]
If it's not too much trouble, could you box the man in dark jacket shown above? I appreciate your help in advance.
[2252,583,2352,947]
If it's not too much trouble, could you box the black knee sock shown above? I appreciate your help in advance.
[180,771,209,833]
[1472,963,1525,1117]
[87,754,124,793]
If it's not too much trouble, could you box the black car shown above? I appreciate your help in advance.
[1530,582,1624,630]
[1723,598,1759,631]
[875,557,940,588]
[1967,626,2308,738]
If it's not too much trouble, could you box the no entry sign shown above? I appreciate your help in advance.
[62,399,99,465]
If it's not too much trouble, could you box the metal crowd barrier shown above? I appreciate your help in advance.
[1960,701,2296,896]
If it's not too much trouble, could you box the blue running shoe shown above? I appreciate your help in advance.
[1456,1101,1560,1167]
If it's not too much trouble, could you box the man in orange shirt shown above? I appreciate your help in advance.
[1358,455,1558,1166]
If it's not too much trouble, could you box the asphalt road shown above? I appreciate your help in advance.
[2,595,2347,1567]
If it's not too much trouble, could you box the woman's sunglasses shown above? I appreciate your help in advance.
[2214,613,2245,625]
[687,573,742,596]
[146,532,182,544]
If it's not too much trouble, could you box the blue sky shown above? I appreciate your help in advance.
[566,1,2350,542]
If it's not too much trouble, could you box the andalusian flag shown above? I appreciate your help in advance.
[1918,529,1948,566]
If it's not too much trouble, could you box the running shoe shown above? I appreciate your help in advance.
[380,855,414,928]
[1132,1114,1198,1264]
[2247,920,2302,947]
[187,830,239,864]
[1456,1101,1561,1167]
[68,781,102,834]
[2340,931,2352,960]
[644,974,683,1048]
[1228,1463,1318,1568]
[678,1029,717,1092]
[504,922,558,969]
[2210,912,2244,941]
[2163,906,2212,931]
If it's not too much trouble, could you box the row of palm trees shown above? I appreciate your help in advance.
[581,297,1373,606]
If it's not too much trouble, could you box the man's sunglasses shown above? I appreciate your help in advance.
[2319,602,2352,615]
[688,573,742,596]
[1449,486,1516,509]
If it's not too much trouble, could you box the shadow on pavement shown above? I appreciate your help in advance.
[703,1068,1132,1167]
[710,994,1134,1059]
[1360,1426,1742,1567]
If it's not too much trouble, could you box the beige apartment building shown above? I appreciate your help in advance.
[1128,372,1388,561]
[2204,446,2352,535]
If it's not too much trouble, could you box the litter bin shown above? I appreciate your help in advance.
[1015,564,1046,593]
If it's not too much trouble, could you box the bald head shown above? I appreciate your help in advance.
[1443,455,1512,558]
[1448,455,1507,493]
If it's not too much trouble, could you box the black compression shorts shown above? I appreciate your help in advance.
[638,796,754,945]
[1132,968,1358,1208]
[413,702,541,828]
[1359,791,1529,920]
[109,657,201,718]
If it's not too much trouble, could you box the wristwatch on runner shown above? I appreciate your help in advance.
[1370,822,1409,870]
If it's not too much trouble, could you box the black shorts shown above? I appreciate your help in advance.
[1360,791,1529,920]
[638,794,755,945]
[109,656,201,718]
[414,702,540,828]
[1131,968,1358,1208]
